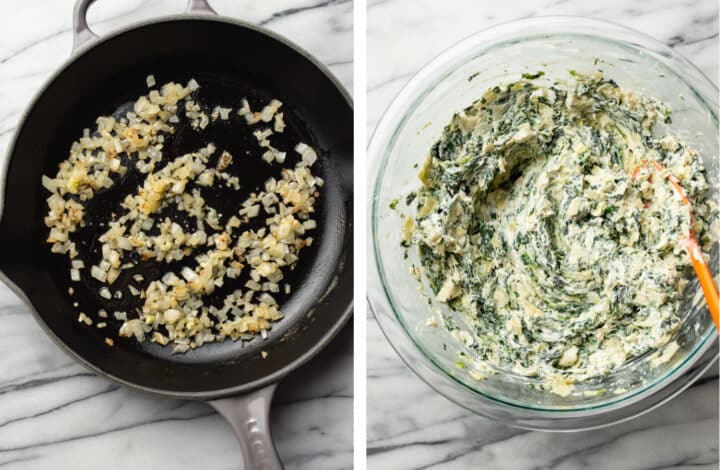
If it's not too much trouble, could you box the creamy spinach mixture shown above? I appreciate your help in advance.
[400,72,717,396]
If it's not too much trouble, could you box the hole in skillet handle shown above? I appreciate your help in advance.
[72,0,218,53]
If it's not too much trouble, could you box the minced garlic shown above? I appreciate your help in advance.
[42,78,320,353]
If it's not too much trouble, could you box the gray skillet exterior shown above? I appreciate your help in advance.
[0,1,352,468]
[0,0,353,400]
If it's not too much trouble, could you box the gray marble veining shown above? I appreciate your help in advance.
[0,1,353,469]
[367,0,719,469]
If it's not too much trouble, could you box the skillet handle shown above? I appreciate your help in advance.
[210,383,284,470]
[72,0,100,54]
[72,0,217,54]
[186,0,218,15]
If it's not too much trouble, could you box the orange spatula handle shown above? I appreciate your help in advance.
[633,160,718,331]
[680,238,719,331]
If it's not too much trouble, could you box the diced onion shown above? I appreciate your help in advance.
[91,265,107,283]
[99,287,111,299]
[41,82,321,354]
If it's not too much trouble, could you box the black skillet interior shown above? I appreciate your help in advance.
[0,18,353,397]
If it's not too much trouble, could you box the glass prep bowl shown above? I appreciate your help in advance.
[368,16,719,431]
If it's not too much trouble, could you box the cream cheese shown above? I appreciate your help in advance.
[403,72,717,395]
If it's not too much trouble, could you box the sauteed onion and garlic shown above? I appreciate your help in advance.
[43,77,321,354]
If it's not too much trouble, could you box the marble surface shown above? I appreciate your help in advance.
[367,0,719,468]
[0,1,352,469]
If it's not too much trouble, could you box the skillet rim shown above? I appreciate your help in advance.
[0,12,354,400]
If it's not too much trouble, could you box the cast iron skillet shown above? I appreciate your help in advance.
[0,1,353,468]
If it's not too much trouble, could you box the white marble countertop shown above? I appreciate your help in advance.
[367,0,719,468]
[0,1,352,469]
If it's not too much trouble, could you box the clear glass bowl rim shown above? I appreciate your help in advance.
[368,15,719,426]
